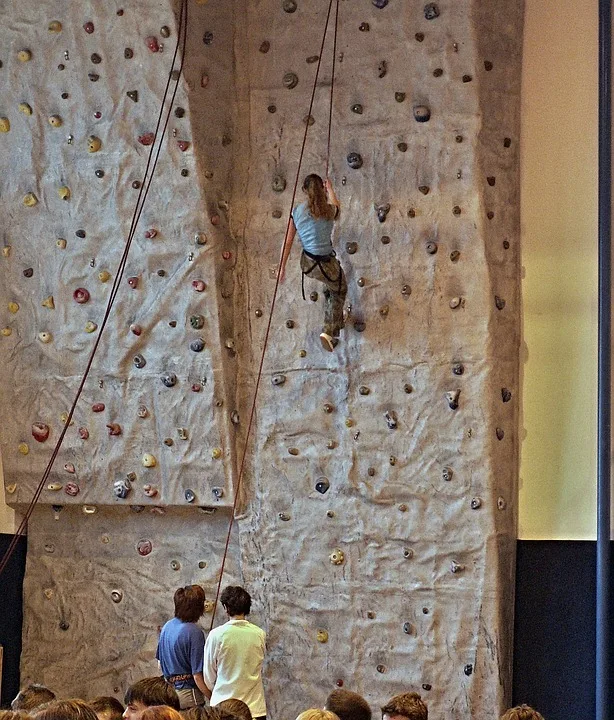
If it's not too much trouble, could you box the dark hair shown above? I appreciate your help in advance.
[381,693,427,720]
[140,708,183,720]
[183,709,237,720]
[325,690,371,720]
[124,678,180,711]
[302,174,336,221]
[1,712,33,720]
[500,707,545,720]
[174,585,206,623]
[12,686,56,712]
[217,700,251,720]
[90,698,124,720]
[220,586,251,616]
[33,701,98,720]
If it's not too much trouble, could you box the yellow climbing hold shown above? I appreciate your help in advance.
[8,302,19,314]
[48,20,63,32]
[87,135,102,153]
[1,327,12,337]
[212,447,222,459]
[58,185,71,200]
[84,321,98,333]
[56,238,67,249]
[18,443,29,455]
[47,483,62,491]
[5,483,17,494]
[0,117,10,133]
[48,115,63,128]
[42,296,55,309]
[345,418,354,427]
[2,246,11,257]
[17,49,32,62]
[23,193,38,207]
[59,411,73,426]
[38,331,52,343]
[142,453,157,468]
[19,103,33,116]
[98,270,111,282]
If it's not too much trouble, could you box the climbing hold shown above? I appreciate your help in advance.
[161,373,177,388]
[359,22,370,31]
[58,185,71,201]
[373,0,389,6]
[310,291,319,302]
[347,153,363,169]
[330,548,345,565]
[272,374,286,386]
[38,332,53,343]
[114,477,131,499]
[397,142,408,153]
[401,284,411,296]
[378,60,387,78]
[83,20,94,33]
[1,327,12,337]
[142,454,157,468]
[449,296,463,309]
[143,484,158,498]
[0,117,10,133]
[73,288,90,304]
[92,403,105,413]
[413,105,431,122]
[375,204,390,223]
[47,483,62,492]
[190,338,205,353]
[177,140,190,152]
[17,49,32,62]
[471,497,482,510]
[502,388,512,403]
[351,104,363,114]
[138,132,155,146]
[18,103,33,117]
[462,74,472,83]
[283,0,298,11]
[78,427,89,440]
[124,47,134,59]
[160,25,171,38]
[497,497,507,510]
[136,405,149,419]
[418,186,430,195]
[283,72,299,89]
[288,447,299,456]
[48,115,63,128]
[442,465,453,482]
[7,302,19,314]
[424,3,440,19]
[91,53,102,64]
[86,135,102,153]
[384,410,398,429]
[450,560,465,574]
[453,205,462,216]
[86,321,98,334]
[315,477,330,494]
[212,447,223,460]
[272,175,287,193]
[32,422,50,443]
[212,486,225,499]
[203,31,214,45]
[359,386,370,396]
[133,354,146,369]
[65,482,79,496]
[137,539,153,556]
[192,279,207,292]
[278,512,291,522]
[495,296,506,310]
[395,92,406,103]
[145,36,160,52]
[127,276,139,289]
[496,427,505,440]
[23,193,38,207]
[446,390,460,410]
[453,363,464,376]
[48,20,62,32]
[425,241,438,255]
[190,315,206,331]
[107,423,122,436]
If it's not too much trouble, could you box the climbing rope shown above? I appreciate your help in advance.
[208,0,341,629]
[0,0,189,578]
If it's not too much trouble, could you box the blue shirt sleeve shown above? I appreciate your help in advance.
[190,626,205,674]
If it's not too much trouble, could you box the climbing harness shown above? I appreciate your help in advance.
[0,0,190,577]
[301,249,343,301]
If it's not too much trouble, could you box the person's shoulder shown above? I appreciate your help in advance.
[293,202,306,217]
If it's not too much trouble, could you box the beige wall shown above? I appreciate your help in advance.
[520,0,598,539]
[0,451,17,534]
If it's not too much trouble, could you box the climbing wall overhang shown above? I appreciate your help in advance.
[0,0,522,718]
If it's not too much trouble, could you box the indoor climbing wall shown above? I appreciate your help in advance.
[0,0,523,718]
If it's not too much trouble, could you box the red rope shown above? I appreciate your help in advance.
[0,0,189,577]
[208,0,340,630]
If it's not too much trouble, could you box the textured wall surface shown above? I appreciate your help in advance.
[0,0,523,718]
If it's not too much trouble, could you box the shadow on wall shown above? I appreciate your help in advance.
[0,533,26,708]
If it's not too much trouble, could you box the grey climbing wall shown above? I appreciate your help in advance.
[0,0,522,718]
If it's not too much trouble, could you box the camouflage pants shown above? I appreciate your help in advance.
[300,252,347,337]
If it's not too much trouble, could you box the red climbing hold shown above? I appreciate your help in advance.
[83,21,95,34]
[145,36,160,52]
[138,132,155,146]
[177,140,190,152]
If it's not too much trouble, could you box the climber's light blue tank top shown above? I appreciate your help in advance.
[292,202,335,257]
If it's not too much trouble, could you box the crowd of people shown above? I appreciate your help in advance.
[0,584,546,720]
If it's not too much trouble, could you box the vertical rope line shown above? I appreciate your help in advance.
[325,0,340,177]
[208,0,339,630]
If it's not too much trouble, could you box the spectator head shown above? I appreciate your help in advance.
[220,586,252,617]
[296,711,340,720]
[173,585,206,623]
[381,693,427,720]
[123,678,179,720]
[182,710,231,720]
[325,690,371,720]
[0,712,33,720]
[33,700,98,720]
[140,708,183,720]
[90,698,124,720]
[217,700,251,720]
[12,685,56,712]
[500,707,545,720]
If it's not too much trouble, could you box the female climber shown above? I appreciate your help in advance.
[279,174,347,352]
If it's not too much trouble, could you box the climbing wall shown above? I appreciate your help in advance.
[0,1,523,718]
